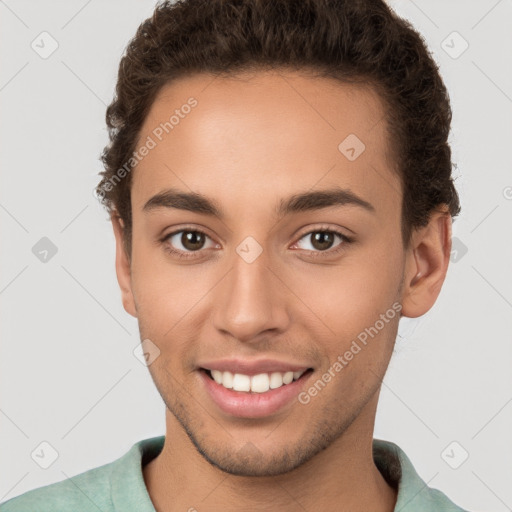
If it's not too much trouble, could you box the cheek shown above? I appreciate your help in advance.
[130,243,175,323]
[133,271,206,333]
[284,242,403,346]
[130,244,220,339]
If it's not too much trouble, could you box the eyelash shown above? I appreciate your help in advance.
[160,225,354,260]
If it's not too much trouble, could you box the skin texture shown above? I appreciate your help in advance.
[111,70,452,511]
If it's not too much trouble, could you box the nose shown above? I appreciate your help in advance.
[212,246,291,344]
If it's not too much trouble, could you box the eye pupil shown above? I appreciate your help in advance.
[311,231,334,251]
[182,231,205,251]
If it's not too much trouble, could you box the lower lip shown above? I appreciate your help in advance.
[199,369,312,418]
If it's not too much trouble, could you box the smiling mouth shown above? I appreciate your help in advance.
[201,368,314,393]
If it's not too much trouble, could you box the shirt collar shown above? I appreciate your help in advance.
[110,435,464,511]
[373,438,467,511]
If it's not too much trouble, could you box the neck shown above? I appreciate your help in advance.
[143,397,397,512]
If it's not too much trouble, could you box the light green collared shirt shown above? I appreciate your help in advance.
[0,436,470,511]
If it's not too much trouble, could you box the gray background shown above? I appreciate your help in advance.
[1,1,511,510]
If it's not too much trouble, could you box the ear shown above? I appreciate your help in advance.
[111,214,137,318]
[400,207,452,318]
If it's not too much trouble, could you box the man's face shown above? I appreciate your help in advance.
[118,70,407,476]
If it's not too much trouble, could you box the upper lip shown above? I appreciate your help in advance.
[198,358,312,376]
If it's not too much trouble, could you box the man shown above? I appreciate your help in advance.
[1,0,469,510]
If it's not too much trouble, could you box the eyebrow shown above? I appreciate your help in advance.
[142,186,375,219]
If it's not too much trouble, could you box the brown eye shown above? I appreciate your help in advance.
[292,228,353,258]
[162,228,219,259]
[180,231,206,251]
[309,231,336,251]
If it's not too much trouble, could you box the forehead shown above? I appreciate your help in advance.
[131,70,400,219]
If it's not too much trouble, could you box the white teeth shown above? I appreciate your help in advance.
[211,369,223,384]
[269,372,283,389]
[208,369,307,393]
[282,371,293,385]
[250,373,270,393]
[222,371,234,389]
[232,373,251,392]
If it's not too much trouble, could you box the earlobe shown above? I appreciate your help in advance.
[111,214,138,318]
[400,208,452,318]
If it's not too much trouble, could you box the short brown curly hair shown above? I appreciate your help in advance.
[96,0,461,258]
